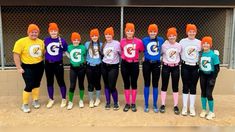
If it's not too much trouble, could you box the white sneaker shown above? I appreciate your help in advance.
[89,100,94,108]
[67,101,73,110]
[79,100,84,108]
[200,110,207,118]
[21,104,30,113]
[206,112,215,120]
[46,99,55,108]
[32,100,40,109]
[60,99,67,108]
[181,106,188,116]
[94,99,101,107]
[189,107,196,117]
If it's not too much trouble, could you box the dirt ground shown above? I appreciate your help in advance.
[0,95,235,128]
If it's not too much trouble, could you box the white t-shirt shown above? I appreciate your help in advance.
[180,38,201,64]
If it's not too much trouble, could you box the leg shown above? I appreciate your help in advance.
[161,65,170,106]
[181,64,190,115]
[101,63,111,105]
[108,65,119,105]
[171,66,180,107]
[121,61,131,104]
[68,67,77,102]
[55,62,66,99]
[142,61,151,109]
[207,76,216,113]
[78,66,86,101]
[152,62,161,112]
[45,62,55,100]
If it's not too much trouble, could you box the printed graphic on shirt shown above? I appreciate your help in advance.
[147,41,159,56]
[89,45,99,59]
[29,45,42,57]
[124,43,136,58]
[70,49,82,62]
[185,46,198,60]
[47,42,60,56]
[166,48,177,62]
[200,56,212,71]
[104,47,114,60]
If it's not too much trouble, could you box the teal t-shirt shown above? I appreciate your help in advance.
[199,50,220,74]
[67,44,86,67]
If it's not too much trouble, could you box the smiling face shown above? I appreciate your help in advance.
[202,42,211,52]
[28,30,39,40]
[168,34,177,44]
[187,30,197,40]
[49,30,58,39]
[125,30,134,39]
[91,35,99,43]
[149,31,157,39]
[105,34,113,43]
[72,39,80,46]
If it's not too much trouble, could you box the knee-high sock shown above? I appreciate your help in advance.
[161,91,166,106]
[47,86,54,100]
[111,89,118,104]
[132,89,137,104]
[23,91,30,104]
[124,89,130,104]
[201,97,207,110]
[79,90,84,100]
[32,88,40,100]
[88,92,94,101]
[68,91,74,102]
[173,92,179,106]
[208,100,214,112]
[60,86,66,99]
[105,88,111,104]
[144,86,150,108]
[153,87,158,107]
[182,94,188,108]
[96,90,101,100]
[190,94,196,108]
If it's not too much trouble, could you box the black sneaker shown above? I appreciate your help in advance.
[160,105,165,113]
[113,103,120,111]
[174,106,180,115]
[105,103,111,110]
[123,104,130,112]
[131,104,137,112]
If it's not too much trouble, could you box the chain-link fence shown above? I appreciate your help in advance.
[0,6,230,67]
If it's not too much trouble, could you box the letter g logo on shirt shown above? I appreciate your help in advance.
[147,42,159,56]
[29,45,42,57]
[47,42,60,56]
[124,44,136,58]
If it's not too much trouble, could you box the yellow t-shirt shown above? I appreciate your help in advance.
[13,37,44,64]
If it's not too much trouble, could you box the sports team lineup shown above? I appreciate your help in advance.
[12,22,220,121]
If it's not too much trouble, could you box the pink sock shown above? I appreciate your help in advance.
[161,91,167,105]
[131,89,137,104]
[173,92,179,106]
[124,89,130,104]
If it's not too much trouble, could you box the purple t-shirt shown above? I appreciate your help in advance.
[44,37,68,62]
[102,40,121,64]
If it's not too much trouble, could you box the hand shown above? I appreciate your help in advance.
[142,57,145,62]
[214,50,220,56]
[17,68,24,74]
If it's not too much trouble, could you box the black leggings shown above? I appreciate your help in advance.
[161,65,180,92]
[22,61,44,92]
[200,71,217,100]
[121,60,139,89]
[101,63,119,92]
[45,60,66,87]
[69,65,86,93]
[142,61,161,88]
[86,64,101,92]
[181,63,199,94]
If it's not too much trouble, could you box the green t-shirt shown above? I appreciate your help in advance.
[199,50,220,74]
[67,44,86,67]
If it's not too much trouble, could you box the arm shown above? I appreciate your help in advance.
[13,53,24,74]
[65,51,70,59]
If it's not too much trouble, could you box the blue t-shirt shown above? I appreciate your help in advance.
[85,41,103,66]
[142,36,164,61]
[199,50,220,74]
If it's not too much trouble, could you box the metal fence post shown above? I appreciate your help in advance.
[120,6,124,40]
[0,6,5,70]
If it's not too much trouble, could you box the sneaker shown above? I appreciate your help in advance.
[89,100,94,108]
[159,105,165,113]
[94,99,101,107]
[144,106,149,113]
[174,106,180,115]
[21,104,30,113]
[113,103,120,110]
[131,104,137,112]
[105,103,111,110]
[79,100,84,108]
[60,99,67,108]
[189,107,196,117]
[123,104,130,112]
[200,110,207,118]
[46,99,55,108]
[206,112,215,120]
[67,101,73,110]
[32,100,40,109]
[181,106,188,116]
[153,106,159,113]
